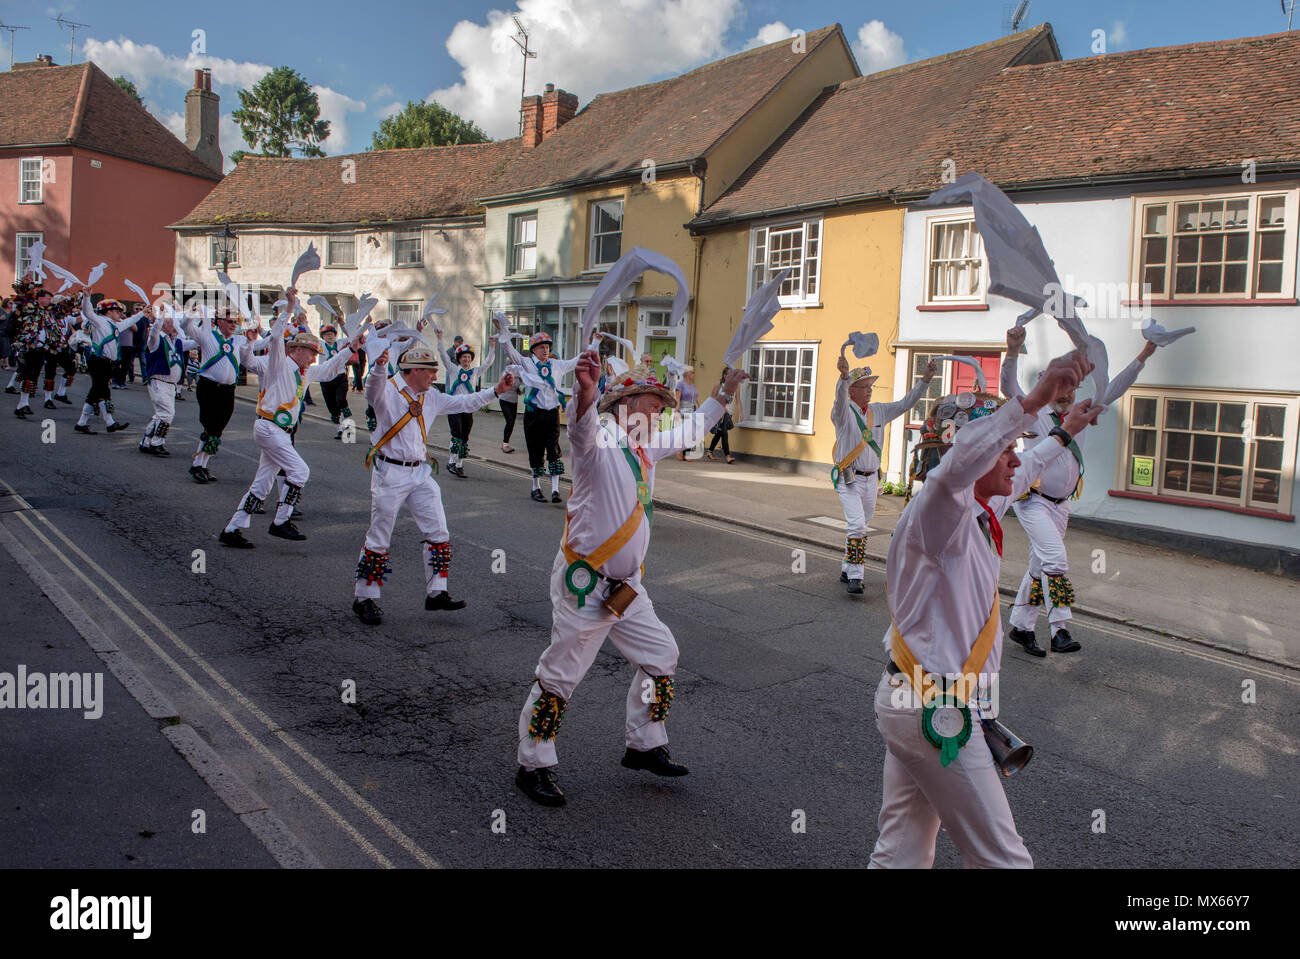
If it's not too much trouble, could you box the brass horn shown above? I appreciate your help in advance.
[981,719,1033,777]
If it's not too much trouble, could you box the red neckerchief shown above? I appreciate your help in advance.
[629,442,652,476]
[976,498,1003,557]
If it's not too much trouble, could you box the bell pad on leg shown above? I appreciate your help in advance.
[528,688,568,741]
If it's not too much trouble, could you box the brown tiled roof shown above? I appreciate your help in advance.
[482,24,853,199]
[0,61,221,180]
[896,30,1300,195]
[173,138,526,226]
[691,25,1059,227]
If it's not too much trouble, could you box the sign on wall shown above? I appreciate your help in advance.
[1131,455,1155,488]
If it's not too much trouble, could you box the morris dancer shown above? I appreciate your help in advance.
[185,308,251,484]
[831,355,936,595]
[870,349,1101,868]
[41,296,78,408]
[10,277,52,420]
[436,332,495,478]
[351,345,515,625]
[513,357,748,807]
[218,293,359,548]
[499,332,579,503]
[318,323,355,439]
[138,303,199,456]
[76,293,143,434]
[1001,326,1159,657]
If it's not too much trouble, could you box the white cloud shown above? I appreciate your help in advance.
[744,21,797,51]
[81,36,366,167]
[378,101,403,120]
[1109,20,1128,49]
[853,19,906,74]
[431,0,744,140]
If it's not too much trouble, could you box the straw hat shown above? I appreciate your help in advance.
[397,345,439,370]
[598,365,678,414]
[848,367,878,385]
[286,331,322,354]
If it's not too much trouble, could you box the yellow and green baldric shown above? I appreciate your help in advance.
[257,370,306,431]
[888,593,999,767]
[831,405,880,487]
[562,430,652,607]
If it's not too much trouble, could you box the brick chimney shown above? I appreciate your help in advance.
[185,68,222,173]
[521,83,577,149]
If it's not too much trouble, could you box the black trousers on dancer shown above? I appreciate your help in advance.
[501,399,518,444]
[18,348,46,394]
[448,411,473,456]
[42,349,75,390]
[321,373,349,422]
[349,350,366,391]
[523,407,561,474]
[84,355,113,406]
[196,377,237,442]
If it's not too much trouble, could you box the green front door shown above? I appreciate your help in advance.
[646,336,675,382]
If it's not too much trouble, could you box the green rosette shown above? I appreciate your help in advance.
[922,693,972,768]
[565,559,598,608]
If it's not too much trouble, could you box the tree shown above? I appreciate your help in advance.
[113,76,144,107]
[229,66,330,165]
[369,100,490,151]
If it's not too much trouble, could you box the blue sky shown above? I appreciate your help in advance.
[2,0,1294,166]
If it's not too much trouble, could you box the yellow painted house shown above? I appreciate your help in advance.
[687,26,1061,471]
[475,25,859,385]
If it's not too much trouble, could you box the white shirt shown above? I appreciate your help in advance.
[438,337,496,395]
[831,376,930,474]
[254,315,353,430]
[80,295,146,363]
[501,340,579,411]
[145,317,198,384]
[881,397,1070,681]
[183,312,251,386]
[366,371,497,463]
[1002,351,1146,501]
[564,396,724,581]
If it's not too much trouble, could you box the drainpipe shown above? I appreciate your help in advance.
[688,159,707,365]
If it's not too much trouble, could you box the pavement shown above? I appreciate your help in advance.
[351,394,1300,670]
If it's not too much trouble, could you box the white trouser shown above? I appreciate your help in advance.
[145,378,177,445]
[354,460,449,600]
[836,470,878,579]
[1009,495,1073,635]
[225,420,309,530]
[516,551,679,770]
[869,673,1032,868]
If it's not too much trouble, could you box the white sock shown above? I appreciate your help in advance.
[44,391,53,402]
[78,404,92,426]
[531,476,540,491]
[98,401,115,426]
[551,475,560,495]
[55,373,65,394]
[5,372,16,388]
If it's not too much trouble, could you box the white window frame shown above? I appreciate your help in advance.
[388,300,422,326]
[1129,187,1299,301]
[742,340,819,434]
[748,217,822,308]
[16,232,43,279]
[392,230,423,268]
[1120,387,1297,514]
[588,198,624,270]
[923,213,987,305]
[326,235,356,268]
[20,157,43,204]
[510,213,538,276]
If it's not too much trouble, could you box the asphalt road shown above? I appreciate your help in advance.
[1,385,1296,868]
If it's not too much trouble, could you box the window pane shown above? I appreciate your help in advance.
[1166,431,1190,460]
[1192,434,1217,462]
[1175,203,1198,231]
[1164,460,1189,491]
[1256,262,1283,294]
[1224,198,1249,227]
[1200,234,1223,262]
[1131,429,1156,456]
[1166,400,1190,430]
[1223,263,1246,293]
[1174,266,1196,293]
[1253,472,1280,504]
[1144,204,1168,234]
[1225,232,1249,261]
[1257,231,1284,261]
[1132,396,1157,427]
[1192,401,1217,431]
[1257,405,1286,439]
[1215,467,1243,498]
[1143,236,1167,264]
[1258,195,1286,227]
[1218,435,1244,466]
[1197,264,1221,294]
[1217,403,1246,433]
[1255,439,1283,472]
[1188,465,1214,495]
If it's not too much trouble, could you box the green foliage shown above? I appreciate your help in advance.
[230,66,330,163]
[113,76,144,107]
[369,100,491,150]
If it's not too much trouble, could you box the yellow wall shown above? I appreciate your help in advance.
[691,203,906,467]
[704,35,859,207]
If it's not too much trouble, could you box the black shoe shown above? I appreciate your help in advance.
[4,386,16,394]
[138,443,156,455]
[839,571,849,584]
[352,598,382,626]
[268,521,306,541]
[1051,629,1081,654]
[155,445,170,457]
[106,421,129,432]
[425,591,467,611]
[73,422,96,433]
[15,407,31,418]
[621,745,689,777]
[1009,628,1046,658]
[846,578,864,595]
[531,488,546,502]
[551,491,562,504]
[218,529,255,549]
[516,766,566,807]
[43,399,55,409]
[452,465,467,478]
[189,466,209,484]
[55,394,72,404]
[201,468,217,482]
